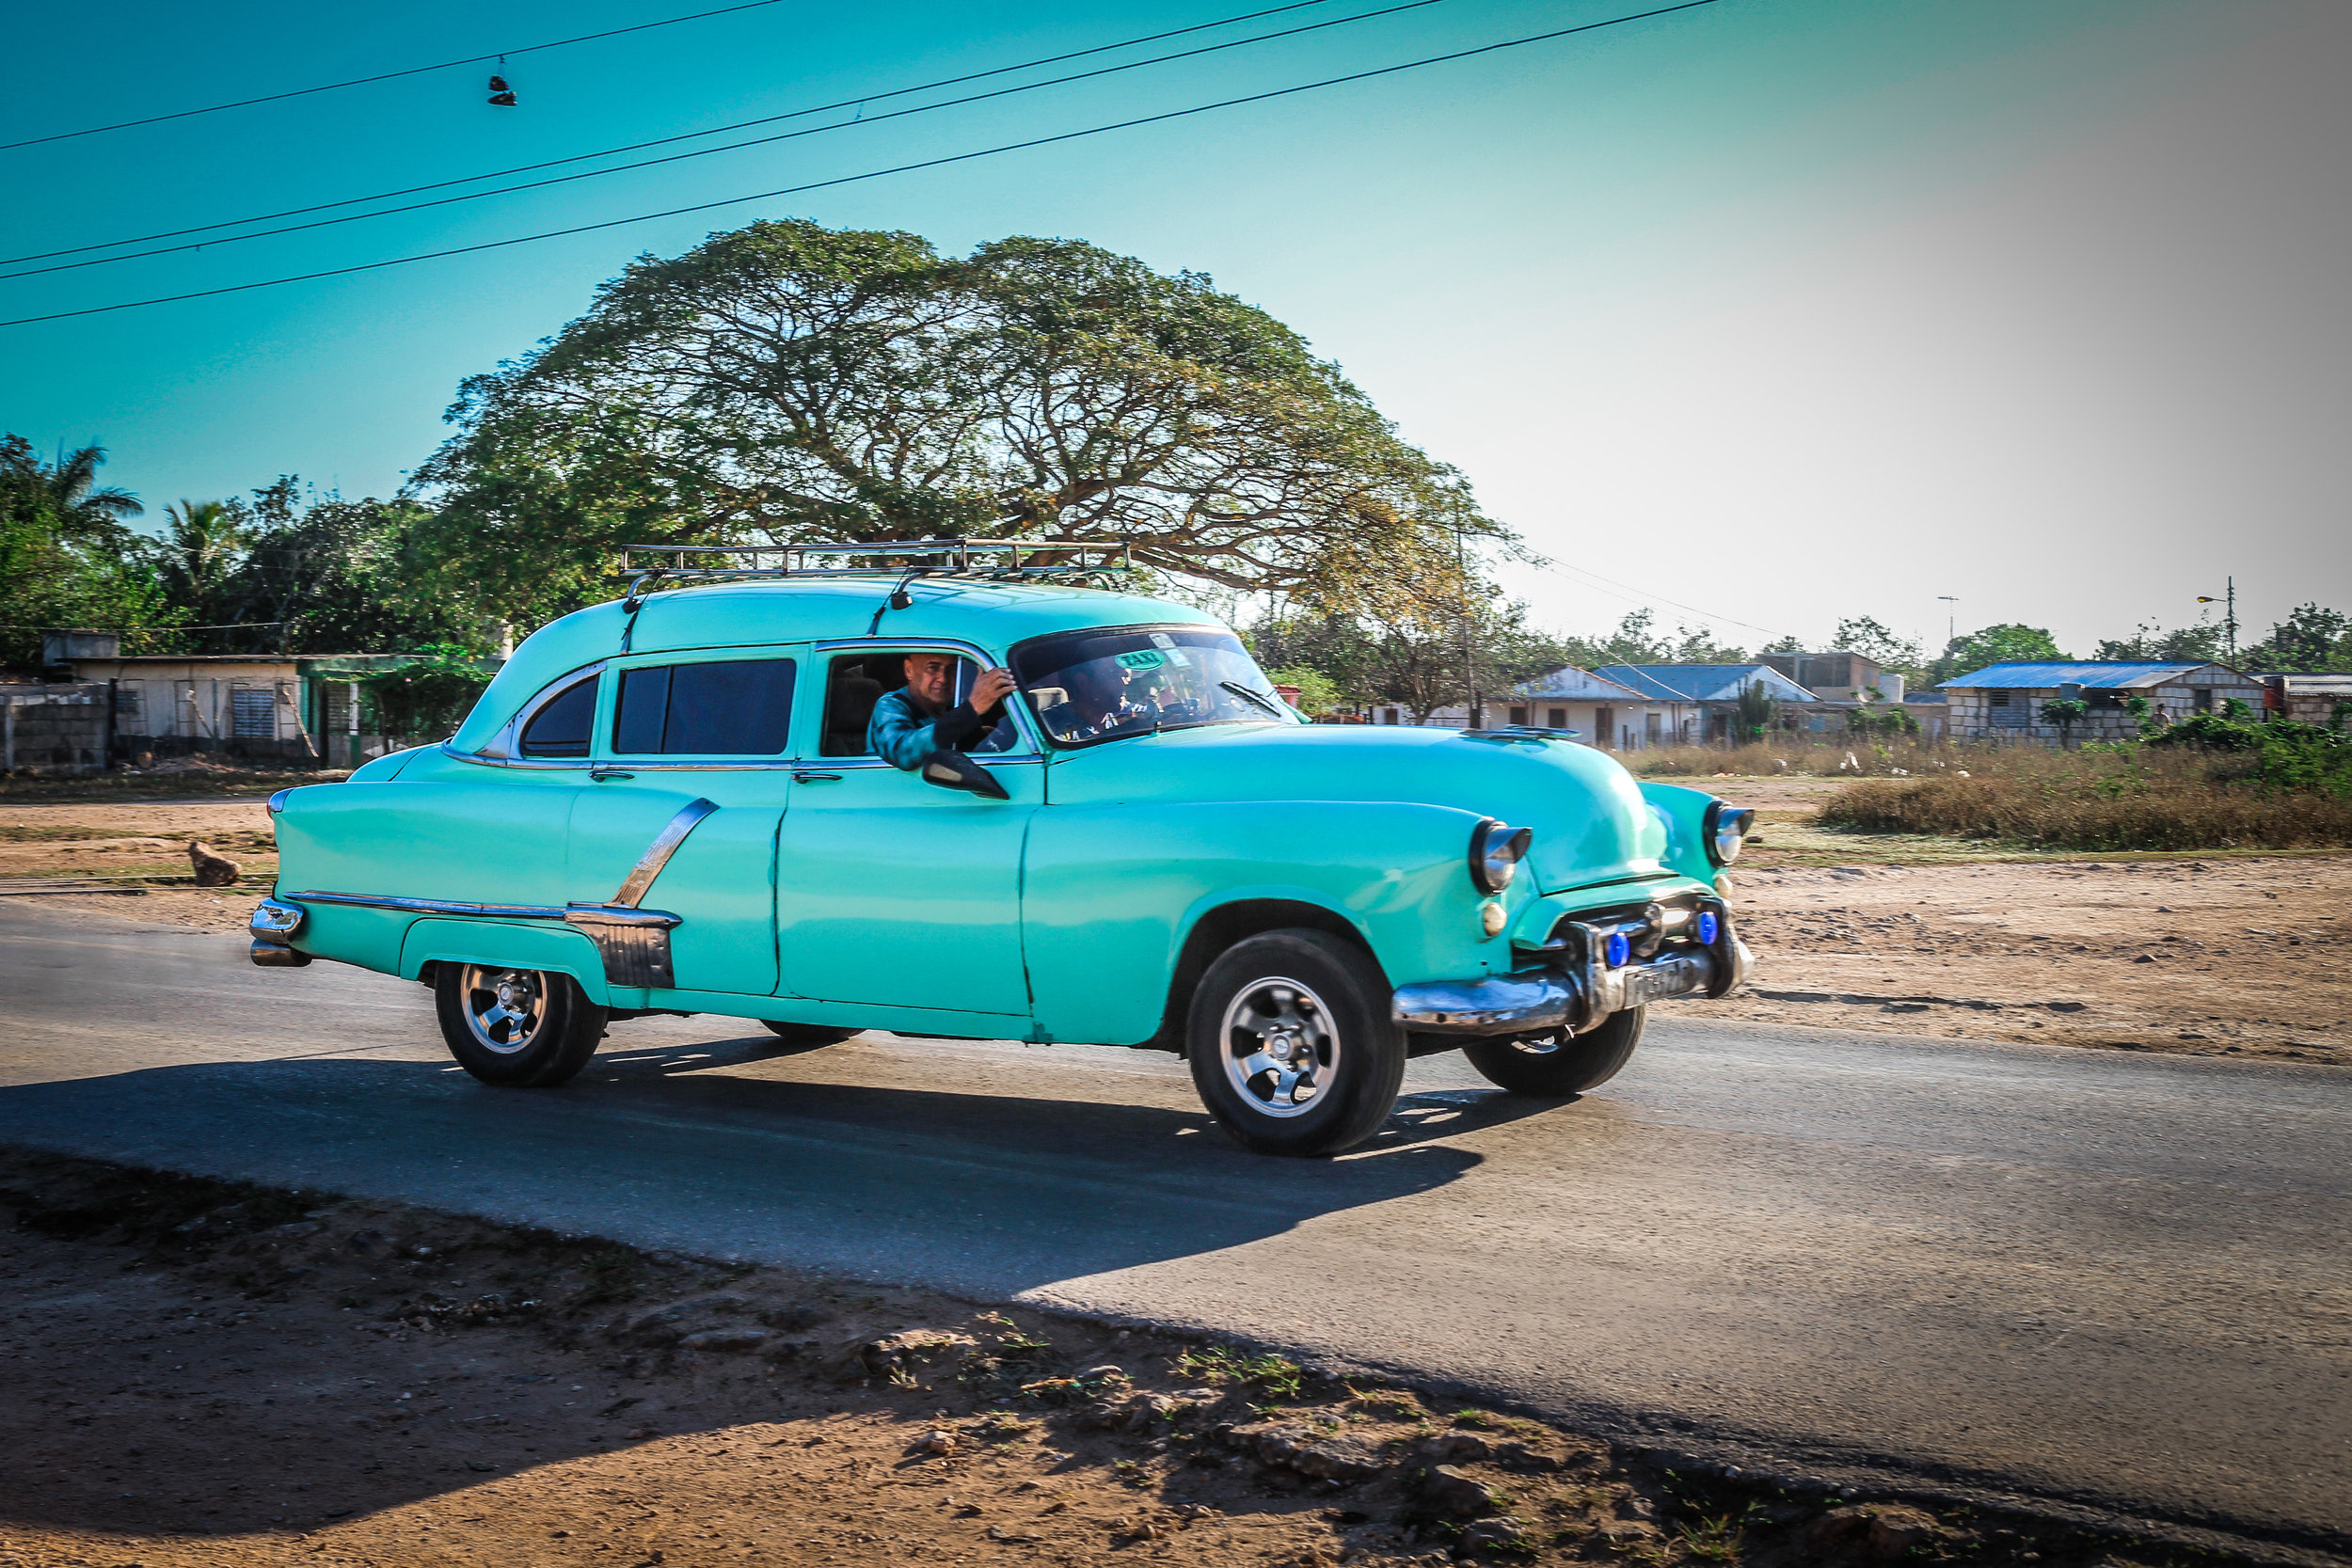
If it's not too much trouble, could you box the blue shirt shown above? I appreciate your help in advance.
[867,688,1007,769]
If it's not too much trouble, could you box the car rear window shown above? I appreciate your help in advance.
[613,658,795,755]
[517,675,598,758]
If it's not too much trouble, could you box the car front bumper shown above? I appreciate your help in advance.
[1391,901,1750,1037]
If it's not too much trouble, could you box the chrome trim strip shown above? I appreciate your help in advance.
[287,890,568,920]
[609,799,718,908]
[439,746,595,770]
[564,904,682,929]
[1391,971,1577,1035]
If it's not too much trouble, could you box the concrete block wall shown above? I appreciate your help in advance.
[1,686,109,772]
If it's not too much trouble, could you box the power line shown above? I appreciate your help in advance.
[1539,559,1797,642]
[2,0,1339,267]
[0,0,1441,283]
[0,0,798,153]
[0,0,1725,330]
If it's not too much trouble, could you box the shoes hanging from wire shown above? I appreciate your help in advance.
[487,73,517,106]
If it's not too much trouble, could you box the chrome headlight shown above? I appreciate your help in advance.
[1704,800,1756,866]
[1470,818,1534,893]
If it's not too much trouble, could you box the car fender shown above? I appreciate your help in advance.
[1023,800,1522,1047]
[399,918,612,1006]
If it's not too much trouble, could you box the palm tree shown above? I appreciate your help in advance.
[0,436,143,545]
[157,499,249,613]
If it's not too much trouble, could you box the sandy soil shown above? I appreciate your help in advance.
[0,1150,2212,1568]
[1678,856,2351,1065]
[0,798,278,929]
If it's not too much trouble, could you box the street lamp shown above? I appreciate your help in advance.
[2195,578,2238,665]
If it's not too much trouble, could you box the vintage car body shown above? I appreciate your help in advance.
[253,572,1753,1154]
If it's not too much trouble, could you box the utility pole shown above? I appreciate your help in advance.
[1455,520,1480,729]
[2196,579,2239,665]
[1936,595,1958,656]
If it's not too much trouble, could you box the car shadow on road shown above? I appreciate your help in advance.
[0,1034,1569,1300]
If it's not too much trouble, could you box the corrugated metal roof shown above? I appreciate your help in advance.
[1941,661,2215,689]
[1592,664,1820,704]
[1512,666,1653,702]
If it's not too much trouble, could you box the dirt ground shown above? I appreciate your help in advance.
[0,1149,2246,1568]
[1680,855,2351,1065]
[0,796,278,929]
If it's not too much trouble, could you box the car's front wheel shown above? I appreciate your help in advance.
[434,962,606,1087]
[1186,929,1406,1157]
[1461,1006,1645,1097]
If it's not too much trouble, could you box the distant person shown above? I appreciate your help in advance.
[869,652,1016,769]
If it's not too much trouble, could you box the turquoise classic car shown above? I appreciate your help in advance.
[250,551,1754,1156]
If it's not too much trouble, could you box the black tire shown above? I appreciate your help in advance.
[1186,929,1406,1157]
[434,962,606,1088]
[1462,1006,1645,1097]
[759,1021,861,1049]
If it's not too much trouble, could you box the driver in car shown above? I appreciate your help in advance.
[1040,659,1153,741]
[869,652,1018,769]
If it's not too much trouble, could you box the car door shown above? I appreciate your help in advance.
[772,641,1041,1016]
[565,646,802,996]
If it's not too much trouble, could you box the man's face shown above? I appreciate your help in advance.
[903,653,958,709]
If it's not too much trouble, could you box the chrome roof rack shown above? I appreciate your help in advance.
[614,536,1135,606]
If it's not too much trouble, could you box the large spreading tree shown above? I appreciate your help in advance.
[413,220,1508,626]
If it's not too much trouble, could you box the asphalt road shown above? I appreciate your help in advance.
[3,905,2347,1558]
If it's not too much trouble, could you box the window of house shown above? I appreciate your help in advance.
[614,658,795,755]
[2194,688,2213,712]
[518,675,598,758]
[114,685,142,719]
[1548,707,1567,729]
[230,687,275,738]
[1508,705,1529,726]
[2088,690,2123,711]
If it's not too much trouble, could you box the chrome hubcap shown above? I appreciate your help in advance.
[1219,976,1338,1118]
[462,964,545,1055]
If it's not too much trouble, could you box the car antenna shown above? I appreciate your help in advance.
[866,569,923,635]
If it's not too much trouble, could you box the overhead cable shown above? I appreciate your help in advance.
[0,0,1442,282]
[1,0,1340,266]
[0,0,1725,329]
[0,0,799,153]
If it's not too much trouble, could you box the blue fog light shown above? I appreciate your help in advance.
[1604,931,1631,968]
[1697,911,1720,945]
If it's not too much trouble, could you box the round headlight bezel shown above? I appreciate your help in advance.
[1469,817,1534,894]
[1703,800,1756,866]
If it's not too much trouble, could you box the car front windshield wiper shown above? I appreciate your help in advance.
[1220,680,1285,719]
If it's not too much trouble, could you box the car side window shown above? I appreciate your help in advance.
[821,651,1019,757]
[517,675,598,758]
[613,658,795,755]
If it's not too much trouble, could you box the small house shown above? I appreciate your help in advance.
[1591,664,1820,746]
[1940,661,2265,744]
[1503,667,1661,748]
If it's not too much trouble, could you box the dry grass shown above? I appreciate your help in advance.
[1632,739,1953,777]
[1818,747,2352,851]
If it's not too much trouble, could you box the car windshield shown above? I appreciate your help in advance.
[1010,626,1297,747]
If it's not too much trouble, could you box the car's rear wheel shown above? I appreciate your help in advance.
[435,962,605,1087]
[1186,929,1406,1157]
[759,1021,861,1050]
[1461,1006,1645,1097]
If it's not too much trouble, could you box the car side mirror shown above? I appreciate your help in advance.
[917,749,1009,800]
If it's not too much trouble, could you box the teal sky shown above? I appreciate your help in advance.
[3,0,2344,656]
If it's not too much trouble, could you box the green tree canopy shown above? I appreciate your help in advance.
[1832,615,1925,681]
[1935,623,2064,680]
[2245,604,2351,673]
[413,220,1508,628]
[0,436,167,669]
[2091,618,2223,664]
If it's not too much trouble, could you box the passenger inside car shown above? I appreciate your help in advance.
[856,650,1017,768]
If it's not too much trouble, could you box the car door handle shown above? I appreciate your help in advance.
[589,767,635,781]
[791,770,843,784]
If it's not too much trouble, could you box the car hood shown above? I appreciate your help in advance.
[1043,722,1667,895]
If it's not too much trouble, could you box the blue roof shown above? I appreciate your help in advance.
[1941,661,2214,690]
[1592,664,1820,704]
